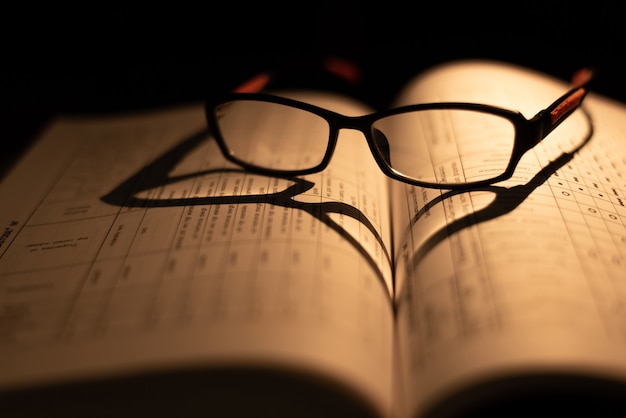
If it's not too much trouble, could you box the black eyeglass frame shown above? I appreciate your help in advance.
[205,78,591,190]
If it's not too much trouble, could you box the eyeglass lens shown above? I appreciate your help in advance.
[371,109,516,184]
[214,99,519,184]
[215,100,331,171]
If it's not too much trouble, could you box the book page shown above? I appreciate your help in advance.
[0,94,395,416]
[390,61,626,417]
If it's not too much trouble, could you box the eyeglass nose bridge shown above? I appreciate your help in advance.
[328,113,393,168]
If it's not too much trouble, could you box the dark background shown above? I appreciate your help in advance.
[3,1,626,178]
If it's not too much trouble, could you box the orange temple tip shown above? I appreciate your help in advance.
[571,67,593,88]
[233,72,272,93]
[550,88,586,125]
[322,56,363,85]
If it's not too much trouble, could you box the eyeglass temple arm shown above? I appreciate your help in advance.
[233,72,272,93]
[231,56,363,93]
[534,67,593,141]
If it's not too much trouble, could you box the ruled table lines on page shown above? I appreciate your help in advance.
[0,107,394,349]
[392,94,626,368]
[546,96,626,338]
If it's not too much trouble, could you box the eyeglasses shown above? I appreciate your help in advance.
[205,69,592,190]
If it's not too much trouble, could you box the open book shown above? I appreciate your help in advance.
[2,60,626,417]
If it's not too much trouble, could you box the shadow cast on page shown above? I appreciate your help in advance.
[100,128,392,300]
[398,107,595,295]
